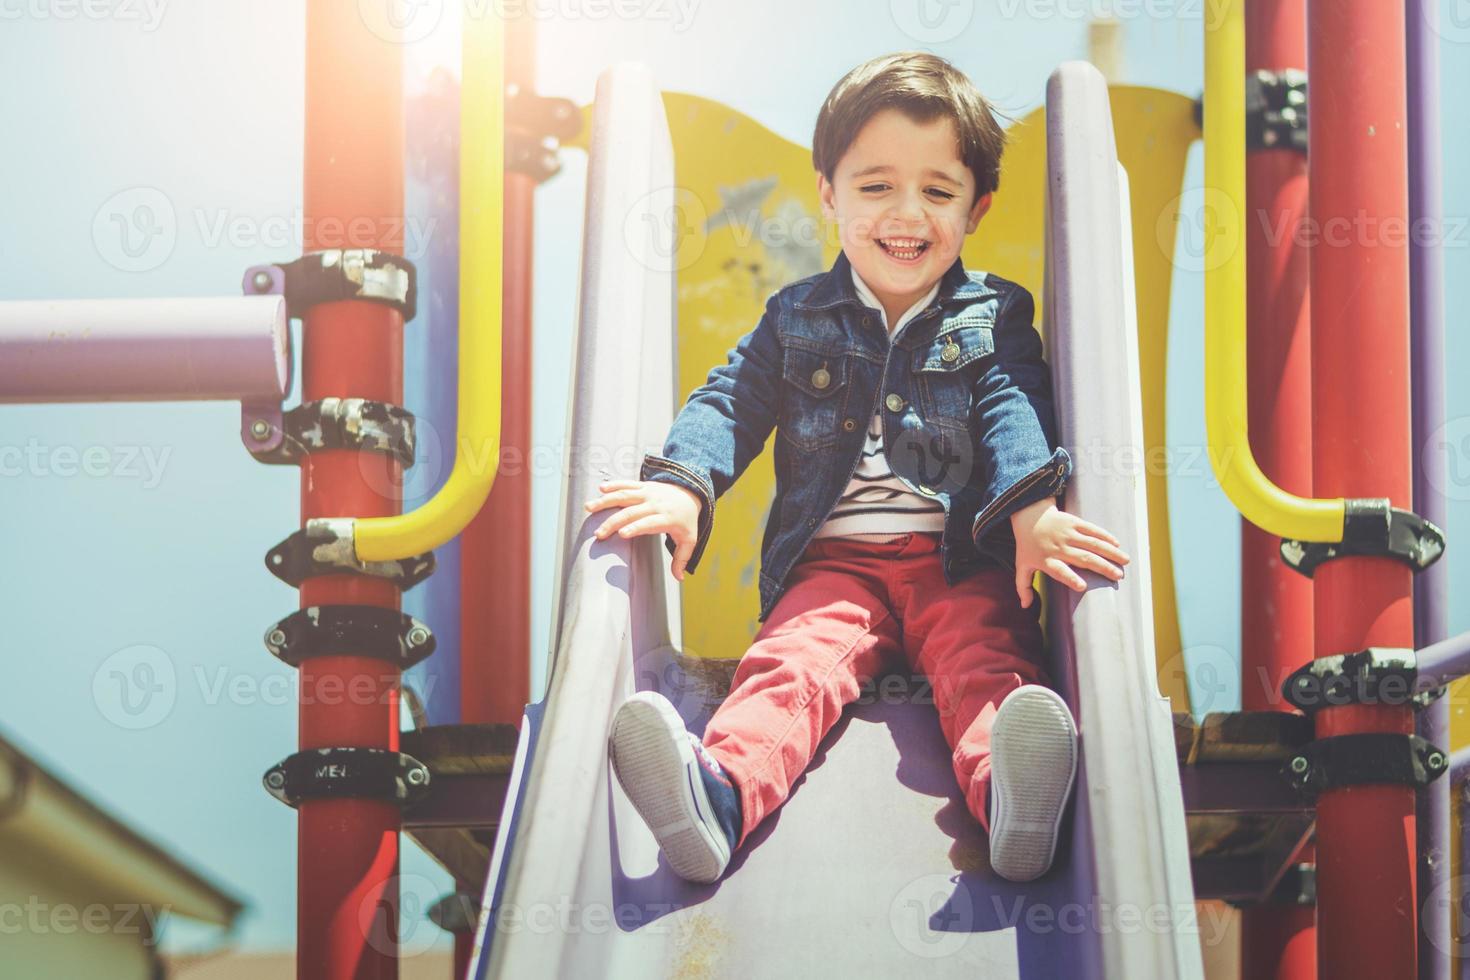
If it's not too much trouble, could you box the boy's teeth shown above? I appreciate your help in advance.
[880,238,927,259]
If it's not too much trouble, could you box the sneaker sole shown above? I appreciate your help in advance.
[609,693,731,884]
[988,687,1078,882]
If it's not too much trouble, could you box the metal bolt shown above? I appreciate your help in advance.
[265,771,286,790]
[1429,751,1446,770]
[250,419,271,439]
[252,270,273,293]
[406,767,428,786]
[407,626,430,648]
[1289,756,1309,774]
[267,628,287,648]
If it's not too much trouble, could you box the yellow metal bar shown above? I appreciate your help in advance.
[356,6,504,561]
[1204,0,1342,541]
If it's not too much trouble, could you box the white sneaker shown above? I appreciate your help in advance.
[608,691,733,884]
[987,684,1079,882]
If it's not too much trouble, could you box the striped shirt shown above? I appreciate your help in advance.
[812,267,946,542]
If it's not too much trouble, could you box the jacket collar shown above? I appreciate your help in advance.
[793,248,987,312]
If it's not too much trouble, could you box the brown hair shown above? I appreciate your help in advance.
[812,52,1010,203]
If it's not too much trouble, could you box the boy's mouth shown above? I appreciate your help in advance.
[875,237,931,262]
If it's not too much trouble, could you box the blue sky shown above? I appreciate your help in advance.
[0,0,1465,956]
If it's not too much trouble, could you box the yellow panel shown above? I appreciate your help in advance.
[569,88,1199,710]
[1111,87,1201,709]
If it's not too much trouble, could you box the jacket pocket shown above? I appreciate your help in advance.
[779,346,852,452]
[911,318,994,428]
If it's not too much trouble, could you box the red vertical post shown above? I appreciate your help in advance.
[1242,2,1316,977]
[1307,2,1418,978]
[460,11,532,729]
[453,930,471,980]
[299,3,406,977]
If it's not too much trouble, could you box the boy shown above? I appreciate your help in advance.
[586,52,1129,884]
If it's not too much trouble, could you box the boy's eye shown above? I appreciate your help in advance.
[858,183,956,201]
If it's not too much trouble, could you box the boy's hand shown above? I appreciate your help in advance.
[584,480,704,581]
[1008,497,1130,608]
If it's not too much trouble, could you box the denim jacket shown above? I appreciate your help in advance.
[641,249,1073,623]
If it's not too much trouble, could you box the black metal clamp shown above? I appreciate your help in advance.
[1280,498,1445,578]
[264,605,436,670]
[263,747,431,809]
[506,83,582,183]
[245,397,417,468]
[1281,646,1445,715]
[265,518,435,591]
[1283,732,1448,798]
[247,249,418,323]
[1270,864,1316,908]
[1246,69,1308,153]
[428,893,481,934]
[239,252,420,462]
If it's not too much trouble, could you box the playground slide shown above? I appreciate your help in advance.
[469,61,1203,979]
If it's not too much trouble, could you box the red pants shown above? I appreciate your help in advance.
[702,531,1050,849]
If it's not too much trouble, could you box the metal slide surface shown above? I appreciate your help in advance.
[470,60,1203,980]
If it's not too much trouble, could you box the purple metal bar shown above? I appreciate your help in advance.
[1415,630,1470,688]
[0,296,290,403]
[1407,4,1451,976]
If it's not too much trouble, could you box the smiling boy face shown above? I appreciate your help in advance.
[818,107,992,326]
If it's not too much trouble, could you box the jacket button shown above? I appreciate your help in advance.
[812,368,830,389]
[807,518,816,527]
[885,393,905,412]
[842,418,857,431]
[940,342,960,362]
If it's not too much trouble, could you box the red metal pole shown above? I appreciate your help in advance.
[300,3,406,977]
[1243,2,1316,977]
[460,12,532,730]
[452,917,471,980]
[1307,2,1418,978]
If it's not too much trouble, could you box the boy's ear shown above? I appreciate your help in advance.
[817,172,836,220]
[966,191,994,233]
